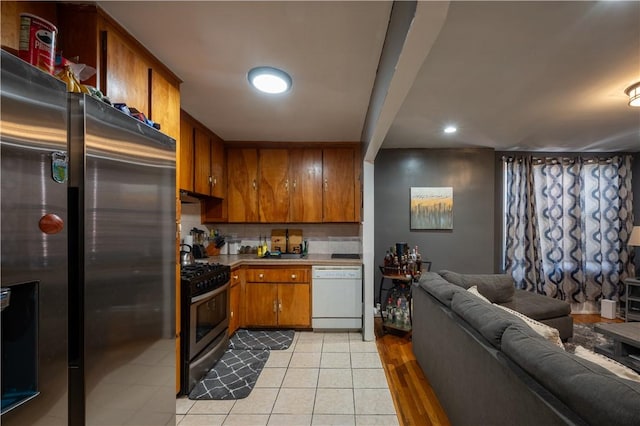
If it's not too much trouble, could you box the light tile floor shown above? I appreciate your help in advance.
[176,331,399,425]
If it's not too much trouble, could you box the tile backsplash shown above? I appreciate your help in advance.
[180,202,362,254]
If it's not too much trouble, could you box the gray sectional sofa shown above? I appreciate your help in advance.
[412,271,640,426]
[439,269,574,340]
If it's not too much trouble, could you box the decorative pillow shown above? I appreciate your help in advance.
[495,304,564,348]
[467,286,491,303]
[574,346,640,383]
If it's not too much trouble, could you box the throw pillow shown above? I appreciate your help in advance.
[495,304,564,348]
[467,286,491,303]
[574,346,640,383]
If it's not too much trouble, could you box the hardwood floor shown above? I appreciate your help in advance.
[374,314,622,426]
[374,318,450,426]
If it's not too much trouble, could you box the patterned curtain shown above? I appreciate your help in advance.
[504,155,635,303]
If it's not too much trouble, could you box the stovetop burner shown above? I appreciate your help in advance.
[181,263,230,298]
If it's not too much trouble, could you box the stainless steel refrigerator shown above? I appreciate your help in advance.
[1,50,176,426]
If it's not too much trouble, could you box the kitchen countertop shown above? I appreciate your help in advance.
[196,254,362,268]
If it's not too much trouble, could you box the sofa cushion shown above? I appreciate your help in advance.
[451,291,519,349]
[439,270,515,303]
[574,346,640,383]
[438,270,469,288]
[501,289,571,320]
[502,323,640,426]
[417,272,465,307]
[495,304,564,348]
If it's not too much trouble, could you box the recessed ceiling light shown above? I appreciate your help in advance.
[444,125,457,134]
[248,66,292,94]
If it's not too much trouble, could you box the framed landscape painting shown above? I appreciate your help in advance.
[410,187,453,230]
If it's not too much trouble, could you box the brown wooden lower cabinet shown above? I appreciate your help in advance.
[229,281,241,335]
[245,282,311,327]
[244,266,311,328]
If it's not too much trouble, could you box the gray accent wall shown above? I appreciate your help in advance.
[374,148,496,301]
[374,150,638,300]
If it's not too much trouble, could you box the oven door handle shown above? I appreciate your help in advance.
[191,282,229,304]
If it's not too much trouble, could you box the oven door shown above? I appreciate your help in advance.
[189,283,228,359]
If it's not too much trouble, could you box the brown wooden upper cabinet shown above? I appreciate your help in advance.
[227,148,259,222]
[323,148,359,222]
[179,111,195,192]
[55,3,181,140]
[194,127,212,195]
[226,146,359,223]
[210,138,225,199]
[289,149,323,223]
[180,110,226,199]
[259,149,290,223]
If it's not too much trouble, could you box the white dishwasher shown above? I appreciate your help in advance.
[312,265,363,330]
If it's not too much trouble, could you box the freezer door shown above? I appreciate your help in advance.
[0,51,69,425]
[68,94,176,425]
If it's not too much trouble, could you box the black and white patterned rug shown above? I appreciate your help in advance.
[229,329,295,350]
[189,329,295,400]
[188,349,270,400]
[564,323,613,353]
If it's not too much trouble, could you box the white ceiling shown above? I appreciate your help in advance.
[98,1,640,153]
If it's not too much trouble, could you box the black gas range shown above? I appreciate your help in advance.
[179,262,231,395]
[180,263,230,297]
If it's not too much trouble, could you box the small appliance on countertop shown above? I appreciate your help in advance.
[190,227,207,259]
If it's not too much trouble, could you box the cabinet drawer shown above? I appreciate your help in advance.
[247,268,309,283]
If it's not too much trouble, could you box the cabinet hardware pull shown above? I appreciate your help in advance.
[230,311,234,318]
[208,176,213,184]
[291,274,296,280]
[259,273,264,279]
[324,178,328,191]
[213,177,217,186]
[279,301,282,312]
[285,179,289,191]
[273,300,277,313]
[293,179,297,190]
[253,180,257,190]
[233,275,238,280]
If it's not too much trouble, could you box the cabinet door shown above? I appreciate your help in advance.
[179,113,195,192]
[245,283,278,327]
[229,283,241,335]
[211,136,225,198]
[150,69,180,141]
[259,149,289,223]
[227,149,259,222]
[194,128,211,195]
[104,29,149,115]
[323,148,355,222]
[289,149,322,223]
[278,283,311,327]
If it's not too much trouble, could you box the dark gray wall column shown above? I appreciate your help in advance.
[374,148,496,301]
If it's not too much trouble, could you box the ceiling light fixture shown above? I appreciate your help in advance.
[444,125,457,134]
[625,82,640,107]
[247,66,292,94]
